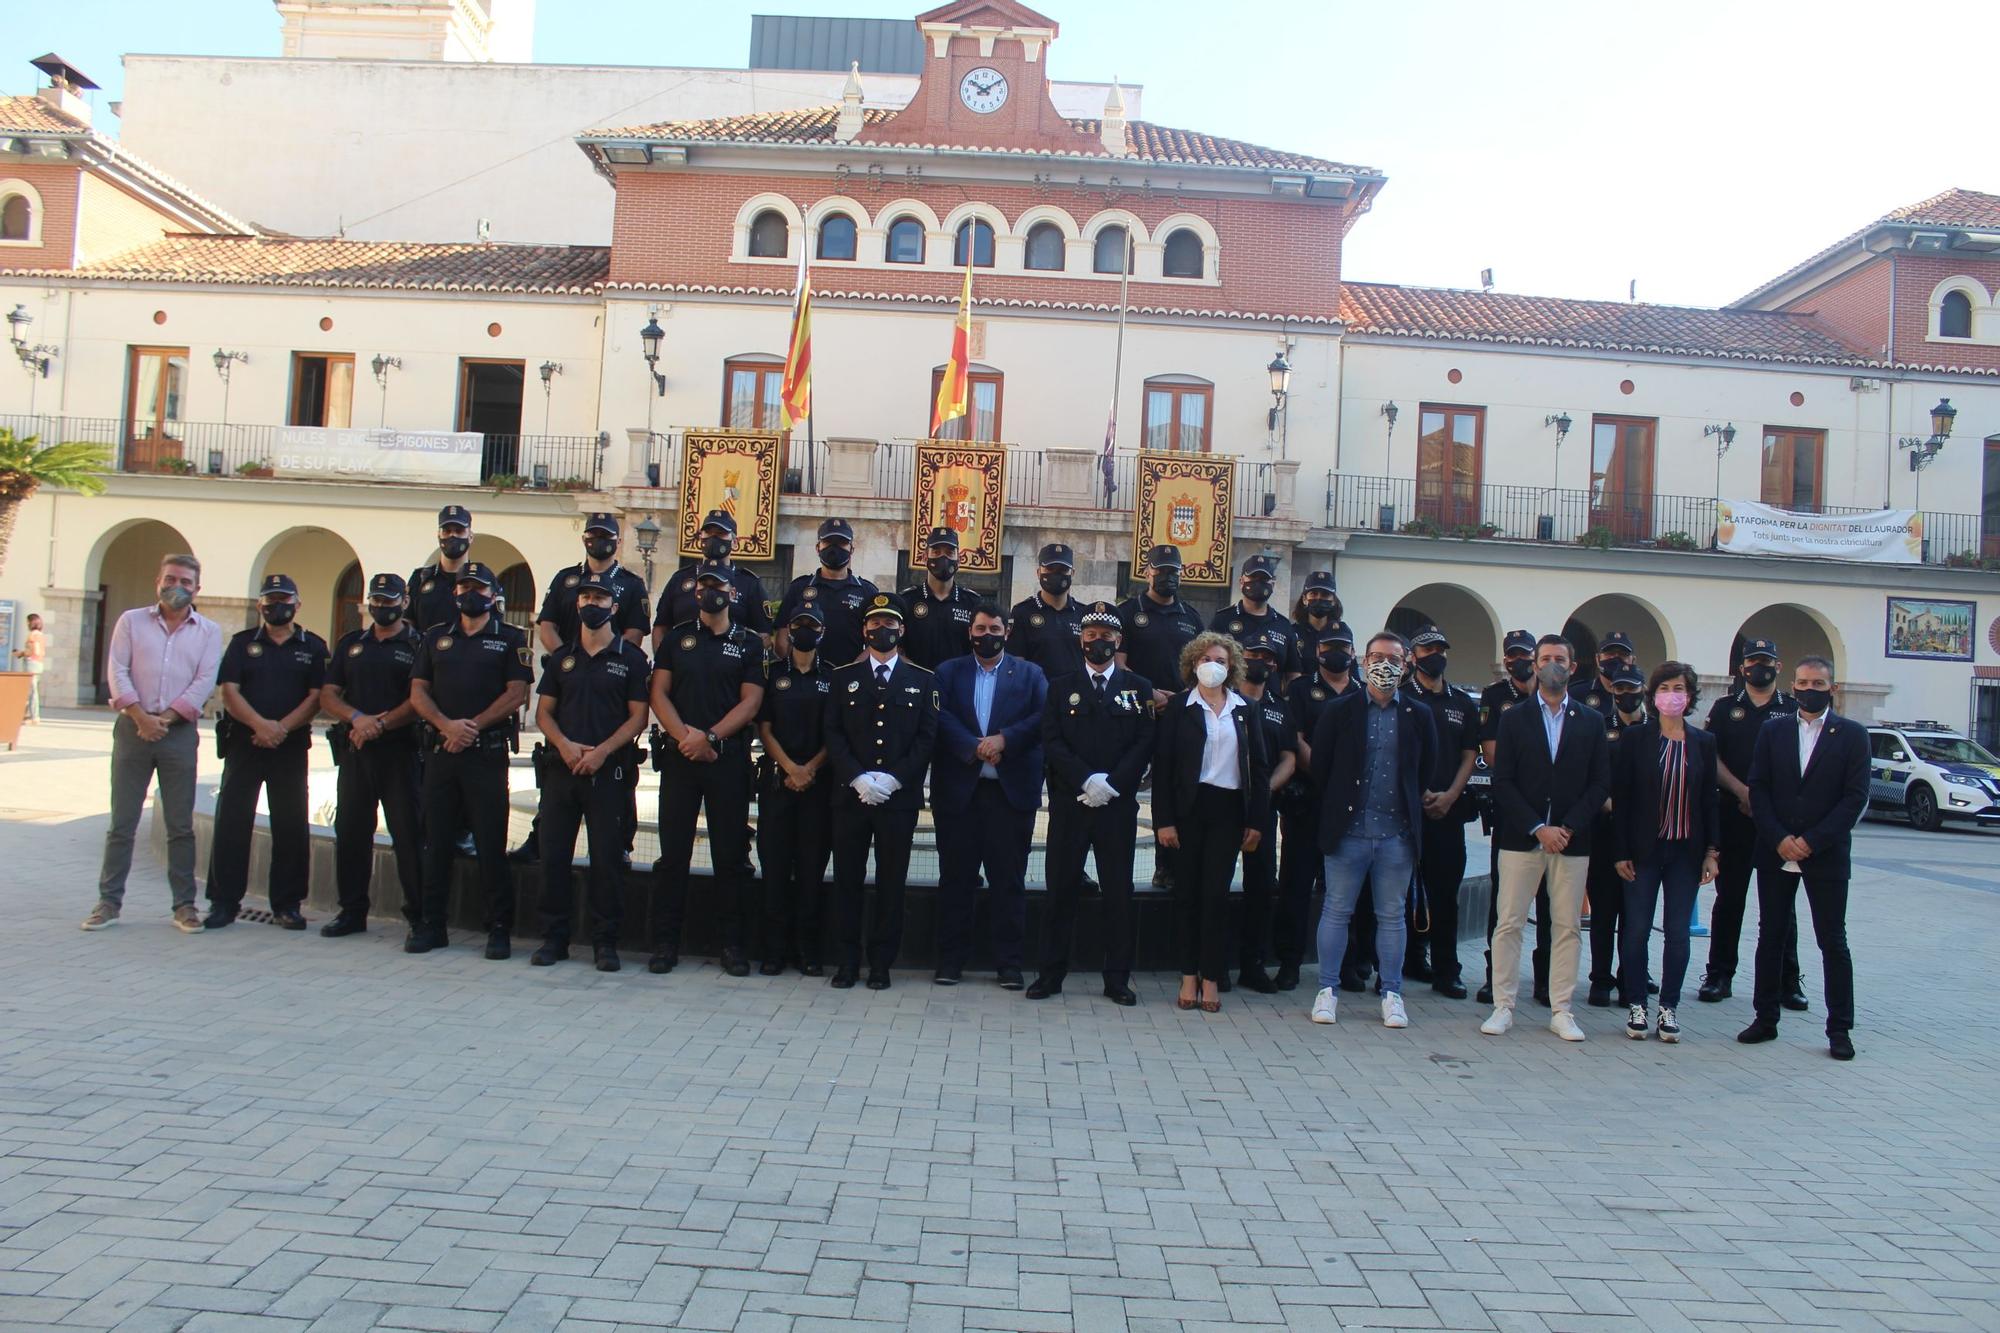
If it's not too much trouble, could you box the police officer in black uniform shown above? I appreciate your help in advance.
[408,504,476,633]
[528,570,651,972]
[1117,544,1204,706]
[652,509,773,651]
[204,573,329,931]
[1402,624,1480,997]
[1698,637,1805,1008]
[1570,629,1636,706]
[777,518,878,667]
[1211,553,1301,677]
[1478,628,1551,1005]
[757,604,835,976]
[898,526,983,670]
[1290,570,1343,658]
[1007,542,1085,680]
[408,561,533,957]
[1031,603,1153,1006]
[1586,659,1647,1006]
[1235,628,1298,994]
[1274,621,1362,988]
[320,572,423,937]
[650,558,766,976]
[824,593,939,991]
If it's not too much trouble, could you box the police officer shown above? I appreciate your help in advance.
[1699,637,1805,1008]
[1586,660,1648,1006]
[408,504,476,632]
[1007,542,1085,680]
[320,572,423,938]
[1117,544,1204,707]
[539,512,650,651]
[1274,621,1362,988]
[408,561,533,957]
[650,558,766,976]
[1031,603,1153,1005]
[824,593,939,990]
[1401,624,1479,997]
[528,570,651,972]
[1211,553,1300,677]
[777,518,877,667]
[1235,628,1298,994]
[1290,570,1343,657]
[757,604,835,976]
[1570,629,1636,706]
[204,573,329,931]
[898,526,983,670]
[1478,628,1550,1006]
[652,509,772,651]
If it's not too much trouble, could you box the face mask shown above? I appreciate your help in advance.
[1194,660,1229,690]
[260,602,297,626]
[1507,658,1535,683]
[1744,664,1777,689]
[1614,691,1644,714]
[927,555,958,582]
[1242,578,1273,605]
[584,538,617,562]
[438,535,470,560]
[1040,571,1071,596]
[1245,660,1276,685]
[972,633,1006,660]
[1653,690,1689,718]
[700,535,731,560]
[1319,649,1353,675]
[698,587,730,614]
[1082,639,1116,666]
[1794,687,1832,716]
[1365,659,1405,691]
[369,604,403,628]
[1302,600,1331,622]
[864,625,901,653]
[1150,572,1179,598]
[457,590,492,617]
[789,626,821,653]
[819,544,852,569]
[1413,652,1446,679]
[1537,662,1571,691]
[577,603,616,631]
[158,585,194,612]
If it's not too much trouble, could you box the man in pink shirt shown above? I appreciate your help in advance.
[83,554,224,933]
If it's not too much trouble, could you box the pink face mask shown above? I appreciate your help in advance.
[1653,690,1689,718]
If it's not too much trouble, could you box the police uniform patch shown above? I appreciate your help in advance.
[1134,614,1150,627]
[348,643,363,657]
[1731,706,1746,720]
[421,580,435,594]
[803,587,818,600]
[682,579,694,591]
[1586,694,1602,708]
[1312,688,1327,701]
[1229,620,1244,633]
[561,656,577,672]
[775,676,792,691]
[516,647,532,667]
[913,603,929,618]
[680,635,698,651]
[565,574,580,588]
[437,636,454,651]
[1069,692,1081,705]
[1031,614,1045,627]
[247,643,263,658]
[847,679,860,693]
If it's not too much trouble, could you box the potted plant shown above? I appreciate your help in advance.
[235,458,275,479]
[157,456,196,476]
[1399,515,1442,538]
[487,472,527,492]
[1575,524,1616,550]
[1656,530,1698,552]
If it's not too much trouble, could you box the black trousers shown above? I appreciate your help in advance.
[935,780,1036,973]
[1708,813,1801,988]
[1485,841,1550,994]
[207,741,311,914]
[1753,863,1853,1033]
[333,737,422,924]
[1273,801,1321,969]
[420,747,512,931]
[759,773,831,963]
[1236,798,1281,972]
[1418,816,1468,985]
[538,762,631,946]
[1173,784,1245,983]
[655,748,754,955]
[831,795,919,970]
[1586,830,1630,997]
[1040,796,1138,983]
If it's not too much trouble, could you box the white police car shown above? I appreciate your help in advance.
[1866,722,2000,832]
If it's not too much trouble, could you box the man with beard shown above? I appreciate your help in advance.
[898,526,983,670]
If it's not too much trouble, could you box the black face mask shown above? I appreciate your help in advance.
[457,590,492,617]
[1244,660,1273,685]
[1413,652,1446,679]
[260,602,297,626]
[1150,572,1179,598]
[584,538,617,562]
[1319,650,1353,676]
[700,535,732,560]
[1614,692,1643,714]
[1302,600,1332,622]
[1082,639,1117,666]
[577,603,616,631]
[1242,579,1273,606]
[927,555,959,582]
[1744,664,1778,689]
[698,587,730,614]
[1040,571,1071,596]
[971,633,1006,660]
[1794,687,1832,716]
[864,625,901,653]
[819,544,852,570]
[789,626,821,653]
[438,535,470,560]
[369,604,403,628]
[1507,658,1535,683]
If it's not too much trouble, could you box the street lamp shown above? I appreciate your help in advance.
[212,349,247,427]
[1540,412,1572,540]
[6,303,55,379]
[1265,351,1292,432]
[633,514,663,592]
[639,309,665,396]
[1376,401,1399,530]
[1898,397,1957,520]
[1704,421,1737,507]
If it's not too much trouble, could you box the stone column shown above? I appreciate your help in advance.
[623,427,653,489]
[1271,459,1301,522]
[824,437,878,499]
[36,586,100,708]
[1043,447,1098,508]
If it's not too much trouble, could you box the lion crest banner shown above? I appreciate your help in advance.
[913,441,1006,574]
[679,428,780,559]
[1133,450,1233,585]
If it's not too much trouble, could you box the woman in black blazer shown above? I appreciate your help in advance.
[1611,661,1721,1043]
[1153,632,1270,1013]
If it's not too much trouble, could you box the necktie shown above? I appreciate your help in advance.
[1094,675,1108,705]
[876,664,890,689]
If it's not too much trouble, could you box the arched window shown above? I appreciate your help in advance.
[1162,228,1204,278]
[0,193,29,242]
[748,209,789,258]
[886,216,926,264]
[1023,222,1065,271]
[1940,289,1974,339]
[1092,225,1131,275]
[953,218,995,268]
[816,212,857,261]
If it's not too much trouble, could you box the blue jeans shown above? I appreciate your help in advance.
[1319,833,1416,995]
[1620,839,1700,1008]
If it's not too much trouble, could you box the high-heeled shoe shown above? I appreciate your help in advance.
[1176,977,1198,1010]
[1199,983,1221,1014]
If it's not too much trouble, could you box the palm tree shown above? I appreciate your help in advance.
[0,428,112,578]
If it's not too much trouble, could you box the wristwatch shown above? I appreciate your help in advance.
[705,730,720,749]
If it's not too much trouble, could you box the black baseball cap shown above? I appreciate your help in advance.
[259,573,298,598]
[583,512,619,536]
[437,504,472,528]
[695,558,734,583]
[1503,629,1536,655]
[1320,620,1356,647]
[455,561,496,588]
[788,604,825,627]
[1606,661,1645,687]
[818,517,855,542]
[1742,638,1779,661]
[924,526,960,551]
[1411,624,1449,650]
[1244,629,1285,658]
[367,572,407,599]
[576,569,617,595]
[1599,630,1635,654]
[1038,542,1074,569]
[1302,570,1337,594]
[699,509,737,535]
[1144,544,1183,572]
[1241,554,1278,578]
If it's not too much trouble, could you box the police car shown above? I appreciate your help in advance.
[1865,721,2000,832]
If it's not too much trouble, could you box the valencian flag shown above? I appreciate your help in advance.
[931,263,973,437]
[779,248,812,429]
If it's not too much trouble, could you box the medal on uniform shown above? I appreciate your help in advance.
[775,676,792,691]
[680,635,697,651]
[914,603,928,618]
[1134,614,1149,627]
[1031,613,1045,627]
[247,643,263,657]
[348,644,363,657]
[847,679,860,693]
[561,656,577,672]
[1313,688,1326,700]
[1068,692,1081,705]
[437,636,453,650]
[1731,707,1746,720]
[1229,620,1243,632]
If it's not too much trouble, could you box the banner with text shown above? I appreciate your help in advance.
[1133,451,1234,586]
[679,429,780,559]
[912,441,1006,575]
[1716,499,1922,564]
[273,427,483,486]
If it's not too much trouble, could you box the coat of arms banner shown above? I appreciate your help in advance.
[679,428,780,559]
[912,441,1006,574]
[1133,450,1233,585]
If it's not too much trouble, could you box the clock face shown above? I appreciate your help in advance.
[959,67,1009,114]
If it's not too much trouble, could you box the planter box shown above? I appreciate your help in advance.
[0,673,29,750]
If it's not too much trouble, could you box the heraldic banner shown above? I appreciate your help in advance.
[912,441,1006,574]
[1132,450,1233,585]
[678,428,780,559]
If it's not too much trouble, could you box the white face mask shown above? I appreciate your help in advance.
[1365,659,1405,691]
[1194,660,1229,689]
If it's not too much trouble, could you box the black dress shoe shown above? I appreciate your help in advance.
[933,967,961,986]
[1272,964,1300,992]
[1696,976,1731,1003]
[203,909,237,930]
[404,927,445,954]
[1476,982,1493,1005]
[1236,967,1277,995]
[997,968,1025,991]
[758,959,784,977]
[484,929,511,960]
[720,948,750,978]
[1433,978,1468,999]
[507,837,539,864]
[1338,972,1366,994]
[830,966,858,989]
[1828,1032,1855,1061]
[1586,985,1612,1008]
[647,952,677,975]
[1736,1020,1780,1043]
[1780,988,1809,1012]
[1102,982,1137,1006]
[1217,974,1234,994]
[594,945,621,972]
[1534,987,1551,1009]
[1025,974,1062,999]
[1403,959,1435,983]
[865,968,891,990]
[273,909,307,931]
[319,915,365,938]
[798,959,824,978]
[531,942,569,966]
[1079,874,1101,896]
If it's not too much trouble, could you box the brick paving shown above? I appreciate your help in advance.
[4,713,1999,1332]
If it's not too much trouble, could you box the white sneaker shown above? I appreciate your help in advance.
[1656,1007,1681,1043]
[1479,1007,1513,1035]
[1310,988,1338,1025]
[1381,993,1408,1028]
[1550,1012,1587,1042]
[1625,1004,1649,1040]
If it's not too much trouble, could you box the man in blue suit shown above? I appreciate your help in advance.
[933,602,1049,988]
[1738,655,1869,1060]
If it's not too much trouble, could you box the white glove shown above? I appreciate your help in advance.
[1080,773,1118,807]
[851,775,886,805]
[870,772,902,797]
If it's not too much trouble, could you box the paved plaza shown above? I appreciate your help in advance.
[3,713,1998,1332]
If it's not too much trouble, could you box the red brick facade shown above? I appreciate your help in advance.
[861,26,1102,157]
[1777,258,1890,359]
[1891,252,2000,371]
[0,161,79,269]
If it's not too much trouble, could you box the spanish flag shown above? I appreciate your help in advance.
[931,263,973,437]
[779,248,812,430]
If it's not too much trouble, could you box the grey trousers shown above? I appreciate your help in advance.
[97,715,200,910]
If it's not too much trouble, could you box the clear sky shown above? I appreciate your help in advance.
[8,0,1993,307]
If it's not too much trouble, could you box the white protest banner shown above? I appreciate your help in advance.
[273,427,484,486]
[1715,499,1922,564]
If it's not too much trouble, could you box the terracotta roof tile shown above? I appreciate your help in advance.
[602,277,1336,324]
[0,234,610,294]
[0,95,251,233]
[0,93,88,133]
[1734,186,2000,307]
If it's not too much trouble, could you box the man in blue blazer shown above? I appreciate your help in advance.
[1738,655,1869,1060]
[932,602,1049,987]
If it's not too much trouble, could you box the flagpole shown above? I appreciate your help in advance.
[1104,239,1132,508]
